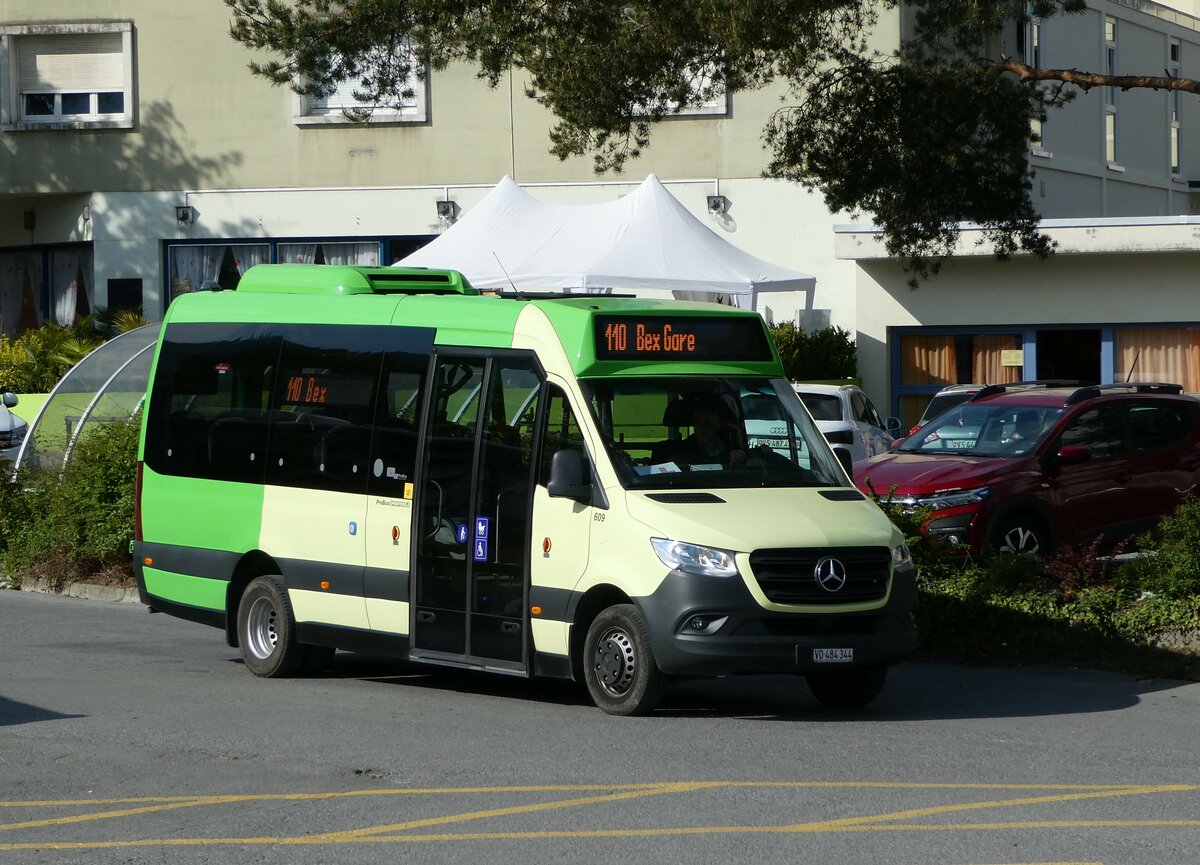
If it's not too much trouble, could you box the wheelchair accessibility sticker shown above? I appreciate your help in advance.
[474,517,490,562]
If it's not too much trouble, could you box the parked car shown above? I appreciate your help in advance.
[792,383,900,465]
[0,393,28,463]
[907,383,984,436]
[854,382,1200,556]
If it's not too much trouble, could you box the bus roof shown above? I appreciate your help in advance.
[163,265,783,378]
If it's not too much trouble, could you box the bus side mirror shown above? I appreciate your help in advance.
[547,449,592,501]
[1,392,16,409]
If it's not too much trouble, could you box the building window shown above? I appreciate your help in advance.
[277,243,379,265]
[294,44,427,125]
[896,333,1022,429]
[1116,328,1200,392]
[49,247,94,326]
[0,22,134,130]
[1105,17,1117,108]
[1106,112,1117,165]
[1170,41,1182,175]
[0,251,43,337]
[633,64,730,118]
[168,244,270,304]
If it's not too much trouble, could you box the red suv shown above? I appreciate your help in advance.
[854,382,1200,556]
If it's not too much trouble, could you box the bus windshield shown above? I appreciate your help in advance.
[582,377,847,489]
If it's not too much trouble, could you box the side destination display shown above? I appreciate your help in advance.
[594,315,773,362]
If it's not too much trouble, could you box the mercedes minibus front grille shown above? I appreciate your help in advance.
[747,547,890,605]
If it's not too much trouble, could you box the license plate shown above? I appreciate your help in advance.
[812,647,854,663]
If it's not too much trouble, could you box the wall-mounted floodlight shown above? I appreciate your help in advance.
[436,200,459,222]
[175,205,196,225]
[706,194,729,215]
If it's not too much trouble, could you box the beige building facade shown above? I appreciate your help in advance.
[1,0,1199,419]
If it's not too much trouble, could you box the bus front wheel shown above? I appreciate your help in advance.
[237,575,307,678]
[583,605,667,716]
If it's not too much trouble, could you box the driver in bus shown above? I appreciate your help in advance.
[679,400,747,466]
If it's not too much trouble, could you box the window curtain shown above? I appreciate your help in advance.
[1116,327,1200,392]
[170,246,224,301]
[51,248,93,326]
[232,245,269,274]
[900,335,957,385]
[971,334,1021,384]
[77,248,94,321]
[18,254,42,333]
[278,243,318,264]
[0,253,25,338]
[320,242,379,266]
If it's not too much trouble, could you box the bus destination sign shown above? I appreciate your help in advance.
[594,315,773,362]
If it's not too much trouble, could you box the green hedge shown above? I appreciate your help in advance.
[767,324,857,381]
[0,416,140,588]
[877,497,1200,679]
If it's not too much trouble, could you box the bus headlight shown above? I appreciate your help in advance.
[892,541,913,568]
[651,538,739,578]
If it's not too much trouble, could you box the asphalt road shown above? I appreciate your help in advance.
[2,588,1199,865]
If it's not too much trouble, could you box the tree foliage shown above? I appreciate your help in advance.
[225,0,1200,282]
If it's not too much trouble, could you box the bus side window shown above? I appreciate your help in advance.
[538,386,589,486]
[143,326,280,484]
[368,350,430,497]
[266,336,381,494]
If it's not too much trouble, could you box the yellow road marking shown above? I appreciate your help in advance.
[786,784,1196,831]
[303,781,727,843]
[1,781,1197,851]
[3,819,1200,850]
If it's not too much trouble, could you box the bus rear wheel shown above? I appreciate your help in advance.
[237,575,307,678]
[583,605,667,716]
[805,667,888,710]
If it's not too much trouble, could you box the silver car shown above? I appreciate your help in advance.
[0,393,28,464]
[792,383,900,465]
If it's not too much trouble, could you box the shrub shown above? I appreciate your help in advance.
[768,323,857,381]
[0,416,140,588]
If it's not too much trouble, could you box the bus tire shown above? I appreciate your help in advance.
[237,575,306,678]
[583,604,667,716]
[806,666,888,710]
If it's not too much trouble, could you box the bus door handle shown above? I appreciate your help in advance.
[416,611,436,624]
[501,621,521,635]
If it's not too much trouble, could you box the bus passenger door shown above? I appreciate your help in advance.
[412,354,541,672]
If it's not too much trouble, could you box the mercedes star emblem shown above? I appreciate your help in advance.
[814,557,848,592]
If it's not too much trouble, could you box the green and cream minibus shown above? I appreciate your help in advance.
[134,265,915,715]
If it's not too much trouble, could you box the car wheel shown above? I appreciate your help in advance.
[237,575,307,678]
[806,667,888,709]
[583,604,667,716]
[995,514,1049,557]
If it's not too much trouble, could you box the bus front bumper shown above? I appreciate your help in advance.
[636,564,918,677]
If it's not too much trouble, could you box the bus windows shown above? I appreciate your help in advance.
[144,325,280,484]
[472,361,541,657]
[267,337,382,494]
[367,351,429,498]
[539,385,590,486]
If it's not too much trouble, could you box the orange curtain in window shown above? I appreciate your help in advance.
[971,334,1021,384]
[901,335,957,385]
[1116,328,1200,392]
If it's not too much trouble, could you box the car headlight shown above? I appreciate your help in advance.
[900,486,989,510]
[651,538,739,578]
[892,541,913,568]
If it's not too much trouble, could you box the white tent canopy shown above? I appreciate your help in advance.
[398,174,814,311]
